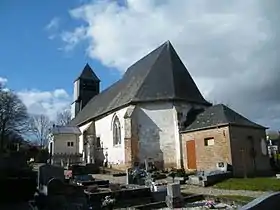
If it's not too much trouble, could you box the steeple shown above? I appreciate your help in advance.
[71,64,101,119]
[75,63,100,82]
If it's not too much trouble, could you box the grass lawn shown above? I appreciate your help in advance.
[214,177,280,191]
[216,195,255,203]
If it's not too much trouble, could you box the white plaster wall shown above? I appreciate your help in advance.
[135,102,178,167]
[94,107,128,165]
[48,134,54,155]
[53,133,79,154]
[135,102,209,168]
[78,121,93,155]
[71,80,80,119]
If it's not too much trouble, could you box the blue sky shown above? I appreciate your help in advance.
[0,0,120,98]
[0,0,279,130]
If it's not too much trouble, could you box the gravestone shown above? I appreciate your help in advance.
[38,164,64,195]
[167,183,181,198]
[126,168,133,184]
[47,178,65,196]
[165,183,184,208]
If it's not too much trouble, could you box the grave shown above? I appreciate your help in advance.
[165,182,184,208]
[36,163,90,209]
[37,164,65,195]
[187,162,232,187]
[47,178,65,196]
[126,167,147,185]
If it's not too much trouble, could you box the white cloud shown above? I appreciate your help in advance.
[45,17,60,31]
[45,17,61,40]
[0,77,8,86]
[17,89,71,121]
[61,26,87,51]
[59,0,280,129]
[53,89,69,98]
[0,77,9,91]
[1,77,70,121]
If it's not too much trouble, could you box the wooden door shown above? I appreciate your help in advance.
[186,140,197,169]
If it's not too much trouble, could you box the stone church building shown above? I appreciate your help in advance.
[50,41,270,174]
[69,41,212,170]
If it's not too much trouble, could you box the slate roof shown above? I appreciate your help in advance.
[70,41,211,126]
[52,126,81,135]
[75,63,100,82]
[182,104,266,132]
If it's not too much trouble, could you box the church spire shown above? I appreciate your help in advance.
[75,63,100,82]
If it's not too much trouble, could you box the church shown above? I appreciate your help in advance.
[49,41,270,176]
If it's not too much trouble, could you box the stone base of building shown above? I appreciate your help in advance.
[51,153,82,167]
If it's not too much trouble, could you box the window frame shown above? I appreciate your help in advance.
[112,116,122,146]
[204,137,215,146]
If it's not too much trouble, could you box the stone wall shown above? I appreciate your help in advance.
[52,153,82,166]
[229,126,270,177]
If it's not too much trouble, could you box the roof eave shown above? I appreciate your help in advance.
[180,122,267,133]
[180,123,230,133]
[74,102,132,127]
[229,123,268,130]
[74,98,211,127]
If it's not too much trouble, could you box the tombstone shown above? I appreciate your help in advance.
[216,162,228,172]
[126,168,132,185]
[165,183,184,208]
[144,159,149,171]
[47,178,65,196]
[38,164,64,194]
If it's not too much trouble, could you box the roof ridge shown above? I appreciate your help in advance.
[217,103,265,127]
[133,42,168,101]
[167,41,178,99]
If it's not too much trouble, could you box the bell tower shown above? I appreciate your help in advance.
[71,64,100,119]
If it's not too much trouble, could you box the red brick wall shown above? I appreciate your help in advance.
[181,126,232,171]
[181,125,270,177]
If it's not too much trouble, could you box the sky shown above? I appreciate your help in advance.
[0,0,279,130]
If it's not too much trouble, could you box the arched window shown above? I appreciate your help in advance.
[112,116,121,146]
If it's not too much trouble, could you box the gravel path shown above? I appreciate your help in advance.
[93,174,267,198]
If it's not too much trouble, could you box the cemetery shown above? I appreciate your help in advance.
[1,155,280,209]
[24,160,280,209]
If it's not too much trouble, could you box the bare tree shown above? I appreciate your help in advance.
[56,109,71,126]
[0,89,29,151]
[28,114,52,147]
